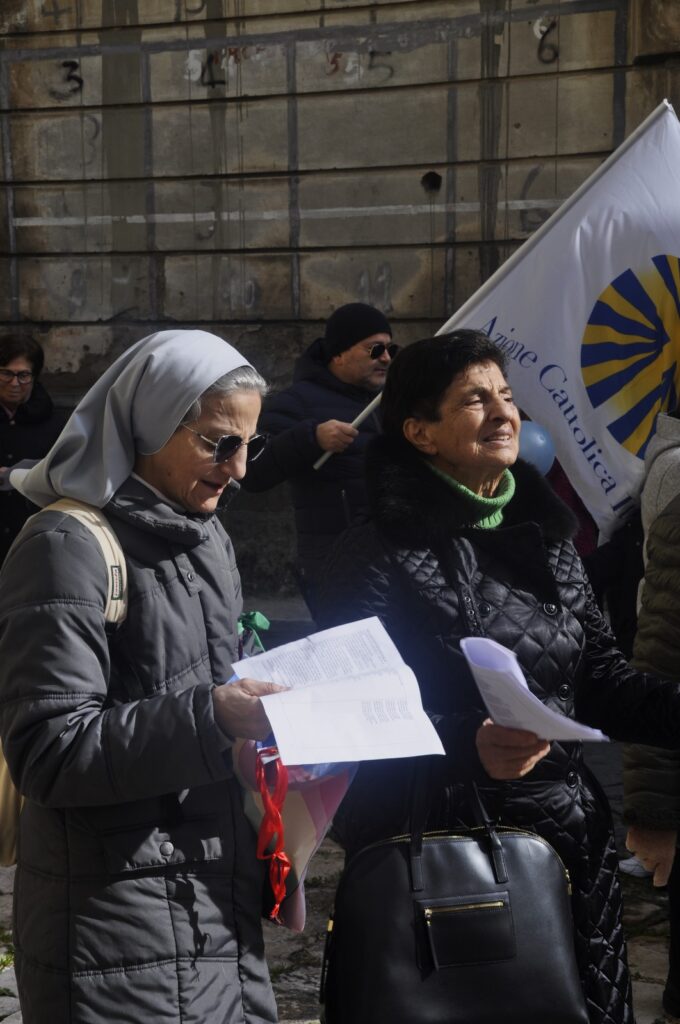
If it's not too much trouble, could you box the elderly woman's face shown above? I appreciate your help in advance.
[139,390,261,514]
[406,360,520,495]
[0,356,35,413]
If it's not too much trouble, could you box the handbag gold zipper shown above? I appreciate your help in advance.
[424,899,505,921]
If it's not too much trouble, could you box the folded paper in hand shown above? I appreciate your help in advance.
[232,617,445,765]
[460,636,607,743]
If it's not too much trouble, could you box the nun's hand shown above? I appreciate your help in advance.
[212,678,286,741]
[476,719,551,779]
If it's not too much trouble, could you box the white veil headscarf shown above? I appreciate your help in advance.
[10,329,253,509]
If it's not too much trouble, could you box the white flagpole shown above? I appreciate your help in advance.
[313,391,383,470]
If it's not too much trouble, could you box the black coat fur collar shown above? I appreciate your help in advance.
[364,435,578,548]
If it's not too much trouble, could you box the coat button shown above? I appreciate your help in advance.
[558,684,571,700]
[479,602,491,616]
[159,841,174,857]
[186,572,194,582]
[543,602,558,615]
[566,770,578,788]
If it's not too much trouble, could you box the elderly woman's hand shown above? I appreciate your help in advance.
[213,678,285,741]
[476,718,551,779]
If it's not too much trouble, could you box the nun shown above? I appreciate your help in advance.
[0,330,281,1024]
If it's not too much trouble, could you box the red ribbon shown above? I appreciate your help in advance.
[255,746,291,922]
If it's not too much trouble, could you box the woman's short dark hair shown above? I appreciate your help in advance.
[0,336,45,377]
[381,330,508,438]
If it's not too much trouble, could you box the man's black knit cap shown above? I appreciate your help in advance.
[321,303,392,362]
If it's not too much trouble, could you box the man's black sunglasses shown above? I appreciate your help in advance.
[183,425,268,464]
[368,342,399,360]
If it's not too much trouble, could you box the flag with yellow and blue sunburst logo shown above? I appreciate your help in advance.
[438,101,680,539]
[581,255,680,460]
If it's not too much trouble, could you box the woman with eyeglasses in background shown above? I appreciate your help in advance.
[0,329,285,1024]
[0,336,65,563]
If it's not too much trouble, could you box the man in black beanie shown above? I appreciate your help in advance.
[242,302,396,617]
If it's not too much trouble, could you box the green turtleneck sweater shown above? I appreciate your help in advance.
[427,463,516,528]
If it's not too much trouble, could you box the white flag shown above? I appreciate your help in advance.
[439,100,680,538]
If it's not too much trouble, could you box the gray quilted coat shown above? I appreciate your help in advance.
[0,478,277,1024]
[319,437,680,1024]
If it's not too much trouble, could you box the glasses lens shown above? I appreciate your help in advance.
[246,435,267,463]
[369,343,398,360]
[214,435,242,462]
[0,370,33,384]
[213,435,267,463]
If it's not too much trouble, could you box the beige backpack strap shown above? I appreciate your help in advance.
[0,749,22,866]
[0,497,128,866]
[45,498,128,624]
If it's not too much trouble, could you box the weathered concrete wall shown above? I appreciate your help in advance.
[1,0,679,593]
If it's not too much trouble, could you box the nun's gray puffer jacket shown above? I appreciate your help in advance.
[0,478,277,1024]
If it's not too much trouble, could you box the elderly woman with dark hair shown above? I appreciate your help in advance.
[0,330,282,1024]
[0,336,65,562]
[319,330,680,1024]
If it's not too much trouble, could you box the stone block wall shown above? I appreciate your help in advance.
[0,0,678,593]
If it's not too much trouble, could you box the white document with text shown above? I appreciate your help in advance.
[231,617,445,765]
[460,636,607,742]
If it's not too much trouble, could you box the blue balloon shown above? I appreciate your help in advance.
[518,421,555,475]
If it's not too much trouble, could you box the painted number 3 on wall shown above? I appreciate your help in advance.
[48,60,84,101]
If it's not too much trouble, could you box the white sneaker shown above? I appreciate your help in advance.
[618,855,653,878]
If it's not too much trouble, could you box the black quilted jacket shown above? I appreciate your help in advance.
[319,436,680,1024]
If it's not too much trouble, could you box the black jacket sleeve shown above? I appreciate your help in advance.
[575,581,680,747]
[241,389,324,492]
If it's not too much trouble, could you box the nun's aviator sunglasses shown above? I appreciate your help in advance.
[182,425,267,464]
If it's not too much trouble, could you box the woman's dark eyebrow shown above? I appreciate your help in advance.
[460,383,513,399]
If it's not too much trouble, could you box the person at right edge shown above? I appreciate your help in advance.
[317,331,680,1024]
[623,405,680,1022]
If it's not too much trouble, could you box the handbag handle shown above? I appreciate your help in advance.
[469,781,508,884]
[407,764,507,890]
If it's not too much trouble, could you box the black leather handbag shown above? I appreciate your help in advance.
[320,781,589,1024]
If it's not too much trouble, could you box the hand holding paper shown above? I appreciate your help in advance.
[232,617,444,765]
[212,677,285,740]
[460,636,607,743]
[476,719,552,779]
